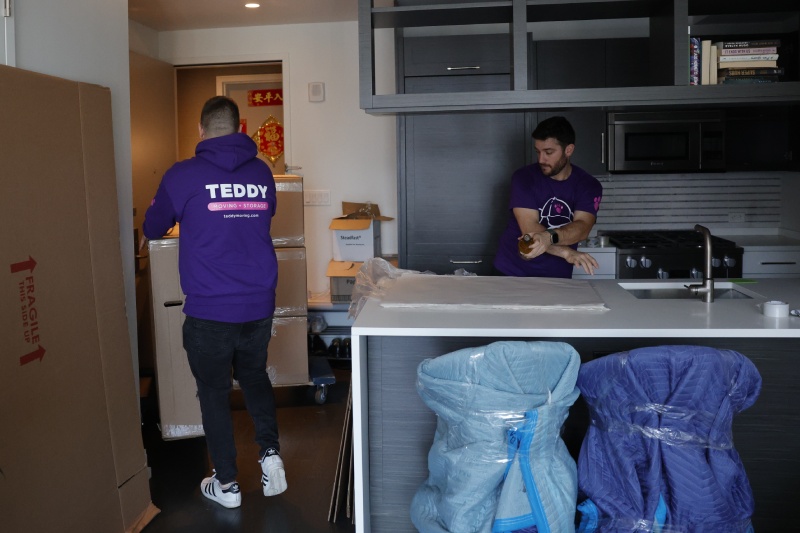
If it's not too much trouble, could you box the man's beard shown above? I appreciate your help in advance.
[541,155,568,177]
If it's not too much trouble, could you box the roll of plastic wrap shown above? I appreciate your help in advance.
[763,300,790,317]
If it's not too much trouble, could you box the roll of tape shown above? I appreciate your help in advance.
[763,300,790,318]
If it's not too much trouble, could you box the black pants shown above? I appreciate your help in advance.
[183,315,279,484]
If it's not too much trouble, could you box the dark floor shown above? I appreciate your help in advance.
[140,365,356,533]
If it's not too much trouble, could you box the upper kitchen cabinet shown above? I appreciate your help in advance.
[359,0,800,114]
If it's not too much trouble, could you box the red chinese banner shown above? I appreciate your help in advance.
[247,89,283,106]
[239,118,247,134]
[252,116,284,164]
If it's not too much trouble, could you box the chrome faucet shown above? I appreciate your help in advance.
[687,224,714,303]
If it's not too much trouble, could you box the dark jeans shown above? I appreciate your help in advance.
[183,315,279,484]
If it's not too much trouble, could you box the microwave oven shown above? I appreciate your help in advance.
[606,110,725,173]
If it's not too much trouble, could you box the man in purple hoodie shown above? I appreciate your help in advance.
[140,96,286,509]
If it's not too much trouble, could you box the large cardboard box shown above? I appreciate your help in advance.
[268,316,310,386]
[275,247,308,317]
[329,202,393,262]
[0,65,155,531]
[148,239,203,440]
[327,260,363,302]
[273,175,304,248]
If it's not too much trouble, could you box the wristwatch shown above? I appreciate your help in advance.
[546,229,559,244]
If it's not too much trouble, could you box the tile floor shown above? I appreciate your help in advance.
[140,367,356,533]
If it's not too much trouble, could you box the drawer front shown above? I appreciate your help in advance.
[743,251,800,276]
[572,249,617,279]
[404,34,511,77]
[405,254,495,276]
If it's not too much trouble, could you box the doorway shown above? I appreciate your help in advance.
[175,63,285,174]
[131,60,285,377]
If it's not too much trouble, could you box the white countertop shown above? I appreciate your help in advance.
[351,277,800,338]
[724,234,800,250]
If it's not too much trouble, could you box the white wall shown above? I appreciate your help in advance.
[155,21,397,296]
[7,0,137,370]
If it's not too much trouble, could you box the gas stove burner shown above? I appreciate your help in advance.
[603,230,744,280]
[603,230,738,251]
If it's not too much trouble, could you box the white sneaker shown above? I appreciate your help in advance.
[260,448,287,496]
[200,474,242,509]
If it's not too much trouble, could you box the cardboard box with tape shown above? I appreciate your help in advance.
[329,202,393,262]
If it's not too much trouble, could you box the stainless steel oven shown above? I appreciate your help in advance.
[607,110,725,173]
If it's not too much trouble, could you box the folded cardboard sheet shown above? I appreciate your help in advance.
[380,274,609,311]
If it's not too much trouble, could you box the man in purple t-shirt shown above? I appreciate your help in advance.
[140,96,287,509]
[493,116,603,278]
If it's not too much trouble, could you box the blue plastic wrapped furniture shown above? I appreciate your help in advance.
[576,345,761,533]
[411,340,581,533]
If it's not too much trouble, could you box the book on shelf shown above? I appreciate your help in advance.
[718,54,779,62]
[701,39,712,85]
[709,44,718,85]
[716,59,778,69]
[719,76,780,85]
[717,67,785,77]
[689,37,701,85]
[714,39,781,49]
[719,46,778,55]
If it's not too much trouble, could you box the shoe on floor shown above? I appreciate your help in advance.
[260,448,288,496]
[201,474,242,509]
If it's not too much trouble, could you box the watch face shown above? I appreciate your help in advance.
[548,229,558,244]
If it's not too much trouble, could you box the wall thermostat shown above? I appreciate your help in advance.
[308,82,325,102]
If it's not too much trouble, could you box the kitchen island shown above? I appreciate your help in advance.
[350,277,800,532]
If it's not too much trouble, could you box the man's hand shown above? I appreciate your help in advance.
[518,232,551,260]
[563,249,599,275]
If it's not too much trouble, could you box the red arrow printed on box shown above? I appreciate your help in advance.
[20,345,46,366]
[10,256,37,274]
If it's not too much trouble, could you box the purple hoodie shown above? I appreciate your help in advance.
[143,132,278,323]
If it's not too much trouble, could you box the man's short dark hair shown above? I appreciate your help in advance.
[200,96,240,138]
[532,116,575,148]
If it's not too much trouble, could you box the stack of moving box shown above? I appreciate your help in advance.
[148,175,309,440]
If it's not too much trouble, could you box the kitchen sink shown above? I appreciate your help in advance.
[619,281,757,300]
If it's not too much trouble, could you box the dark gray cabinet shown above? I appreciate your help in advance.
[359,0,800,113]
[402,110,528,275]
[403,33,512,78]
[401,71,528,274]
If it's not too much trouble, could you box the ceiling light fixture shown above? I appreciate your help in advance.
[245,3,260,8]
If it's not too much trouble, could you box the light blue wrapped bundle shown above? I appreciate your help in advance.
[411,341,581,533]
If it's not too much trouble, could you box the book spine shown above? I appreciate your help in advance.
[719,47,778,55]
[720,77,779,84]
[717,67,785,77]
[720,39,781,49]
[718,54,779,62]
[689,37,700,85]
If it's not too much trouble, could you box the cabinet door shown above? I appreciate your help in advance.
[536,109,606,177]
[403,34,512,78]
[403,110,528,275]
[726,105,797,171]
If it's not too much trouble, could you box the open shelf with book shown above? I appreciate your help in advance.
[359,0,800,114]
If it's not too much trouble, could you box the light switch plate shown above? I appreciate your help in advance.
[304,189,330,206]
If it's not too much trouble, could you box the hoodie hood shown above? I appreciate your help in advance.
[196,132,259,172]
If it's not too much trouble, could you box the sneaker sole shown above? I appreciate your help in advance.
[262,467,287,496]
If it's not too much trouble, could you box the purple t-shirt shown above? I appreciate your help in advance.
[143,133,279,322]
[493,163,602,278]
